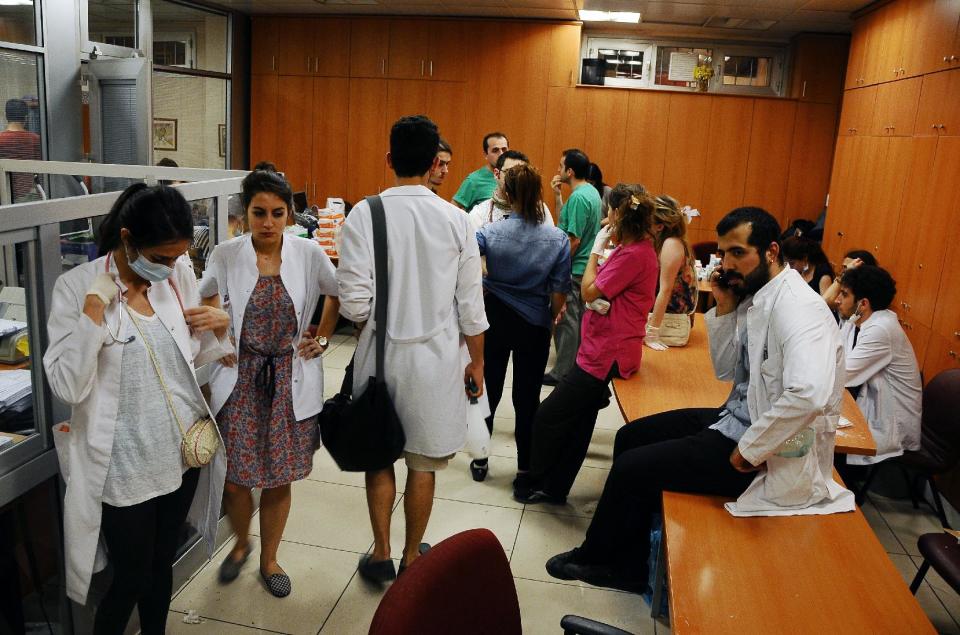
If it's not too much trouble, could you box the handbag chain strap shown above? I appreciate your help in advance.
[125,307,189,438]
[365,195,389,383]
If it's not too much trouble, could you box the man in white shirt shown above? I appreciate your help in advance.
[834,265,921,469]
[338,115,488,583]
[468,149,554,231]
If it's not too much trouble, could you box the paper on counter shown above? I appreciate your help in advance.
[837,416,853,428]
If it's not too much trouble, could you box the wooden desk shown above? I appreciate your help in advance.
[662,490,935,634]
[612,315,876,456]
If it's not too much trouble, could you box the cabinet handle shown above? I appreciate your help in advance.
[315,58,319,73]
[954,331,959,338]
[939,124,946,130]
[307,56,311,72]
[945,56,952,63]
[837,231,844,237]
[420,60,425,76]
[951,56,958,62]
[801,80,807,98]
[271,55,275,71]
[430,60,433,77]
[381,58,385,75]
[950,350,958,359]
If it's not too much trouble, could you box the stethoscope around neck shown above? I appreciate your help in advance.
[104,252,136,345]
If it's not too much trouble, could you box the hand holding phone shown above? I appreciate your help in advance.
[466,377,480,404]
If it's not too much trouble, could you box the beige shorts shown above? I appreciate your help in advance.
[404,451,454,472]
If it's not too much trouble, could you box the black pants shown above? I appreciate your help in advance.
[579,408,755,579]
[530,363,617,498]
[94,468,200,635]
[483,294,552,471]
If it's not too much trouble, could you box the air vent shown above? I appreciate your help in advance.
[703,17,777,30]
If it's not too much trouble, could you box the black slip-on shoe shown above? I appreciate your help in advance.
[565,562,648,595]
[469,459,489,482]
[358,554,397,583]
[545,548,584,581]
[218,544,252,584]
[514,489,567,506]
[542,374,559,387]
[398,543,431,575]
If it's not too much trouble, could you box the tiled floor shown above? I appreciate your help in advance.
[166,336,960,634]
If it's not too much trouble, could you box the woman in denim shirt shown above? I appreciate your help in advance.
[472,164,571,489]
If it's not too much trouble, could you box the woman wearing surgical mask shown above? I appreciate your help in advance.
[43,184,232,634]
[200,169,340,598]
[781,236,834,295]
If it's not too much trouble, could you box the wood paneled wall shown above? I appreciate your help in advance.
[825,0,960,381]
[249,17,842,239]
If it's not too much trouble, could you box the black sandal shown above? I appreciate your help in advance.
[358,554,397,583]
[218,544,252,584]
[260,568,292,598]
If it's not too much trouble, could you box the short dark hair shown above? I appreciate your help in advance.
[587,162,606,199]
[716,207,784,264]
[483,132,508,153]
[253,161,277,172]
[438,138,452,155]
[5,99,27,124]
[781,236,829,267]
[844,249,878,267]
[390,115,440,178]
[561,148,590,180]
[496,149,529,171]
[841,265,896,311]
[157,157,178,168]
[97,183,194,256]
[240,169,294,216]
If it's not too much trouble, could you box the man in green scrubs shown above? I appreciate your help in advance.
[544,148,602,386]
[452,132,509,212]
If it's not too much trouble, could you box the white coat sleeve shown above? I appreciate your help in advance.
[336,210,374,323]
[42,275,109,406]
[312,242,339,297]
[737,309,840,466]
[176,258,232,368]
[843,326,892,388]
[705,306,739,381]
[197,243,222,299]
[455,220,489,337]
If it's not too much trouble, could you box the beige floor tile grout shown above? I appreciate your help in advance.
[317,570,362,635]
[907,554,960,631]
[169,608,294,634]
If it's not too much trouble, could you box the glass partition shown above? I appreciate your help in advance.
[152,72,228,170]
[153,0,229,74]
[0,50,43,203]
[88,0,137,49]
[0,1,37,46]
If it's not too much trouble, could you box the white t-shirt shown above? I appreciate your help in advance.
[468,199,554,232]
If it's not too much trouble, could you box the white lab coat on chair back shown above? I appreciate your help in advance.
[337,186,488,457]
[43,255,230,604]
[841,309,922,466]
[198,233,338,419]
[705,267,855,516]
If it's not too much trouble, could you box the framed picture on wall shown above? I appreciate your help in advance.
[153,118,177,151]
[218,124,226,158]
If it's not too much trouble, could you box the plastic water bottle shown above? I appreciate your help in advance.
[776,428,815,458]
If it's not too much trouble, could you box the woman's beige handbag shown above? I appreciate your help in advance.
[658,312,692,347]
[127,308,219,468]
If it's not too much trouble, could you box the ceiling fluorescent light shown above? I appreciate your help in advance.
[0,0,33,5]
[580,10,641,23]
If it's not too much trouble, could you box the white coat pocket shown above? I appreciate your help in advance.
[52,422,72,482]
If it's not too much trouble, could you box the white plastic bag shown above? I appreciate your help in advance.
[464,398,490,459]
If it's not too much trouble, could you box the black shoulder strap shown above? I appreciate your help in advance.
[366,195,388,382]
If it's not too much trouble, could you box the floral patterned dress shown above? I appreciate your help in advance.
[666,251,698,315]
[218,276,318,488]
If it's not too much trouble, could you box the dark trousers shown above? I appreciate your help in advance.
[94,468,200,635]
[580,408,755,579]
[530,363,617,498]
[483,294,552,471]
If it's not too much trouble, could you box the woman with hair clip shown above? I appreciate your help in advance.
[200,169,340,598]
[643,195,698,350]
[44,184,232,634]
[517,185,659,505]
[470,163,571,487]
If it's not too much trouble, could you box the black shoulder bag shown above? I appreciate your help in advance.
[318,195,406,472]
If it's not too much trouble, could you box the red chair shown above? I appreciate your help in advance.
[368,529,522,635]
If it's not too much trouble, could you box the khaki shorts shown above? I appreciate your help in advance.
[404,451,454,472]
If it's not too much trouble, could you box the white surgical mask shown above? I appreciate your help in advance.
[126,246,174,282]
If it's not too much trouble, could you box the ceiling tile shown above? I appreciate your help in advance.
[509,0,573,8]
[768,18,851,32]
[800,0,868,10]
[791,8,852,22]
[641,2,717,25]
[511,7,579,17]
[713,4,792,19]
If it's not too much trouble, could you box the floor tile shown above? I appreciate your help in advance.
[387,496,523,559]
[510,509,592,587]
[166,611,284,634]
[525,465,610,519]
[307,447,409,491]
[323,343,356,370]
[435,453,524,509]
[596,401,627,430]
[490,420,519,459]
[887,553,959,634]
[318,571,387,634]
[861,498,908,555]
[514,577,655,635]
[170,540,357,635]
[910,554,960,631]
[583,427,615,469]
[321,367,347,400]
[873,495,945,557]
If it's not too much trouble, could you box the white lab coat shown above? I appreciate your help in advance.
[467,199,554,232]
[705,267,855,515]
[199,234,338,419]
[841,310,922,466]
[337,185,489,457]
[43,255,231,604]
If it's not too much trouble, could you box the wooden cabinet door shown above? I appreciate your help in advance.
[923,332,960,385]
[346,78,388,201]
[845,17,869,89]
[584,89,629,189]
[872,77,921,136]
[785,102,839,222]
[918,0,960,74]
[622,91,670,194]
[313,18,352,77]
[838,86,877,135]
[251,17,279,75]
[426,80,467,198]
[541,87,588,203]
[914,68,960,136]
[388,20,430,79]
[662,94,713,214]
[822,138,853,265]
[744,99,796,224]
[897,319,931,371]
[863,4,904,85]
[277,18,315,76]
[275,76,315,197]
[311,77,350,206]
[700,97,753,228]
[428,21,466,82]
[350,19,390,78]
[382,79,430,184]
[791,35,848,104]
[857,137,911,267]
[249,74,279,167]
[930,139,960,339]
[548,24,582,87]
[891,137,941,326]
